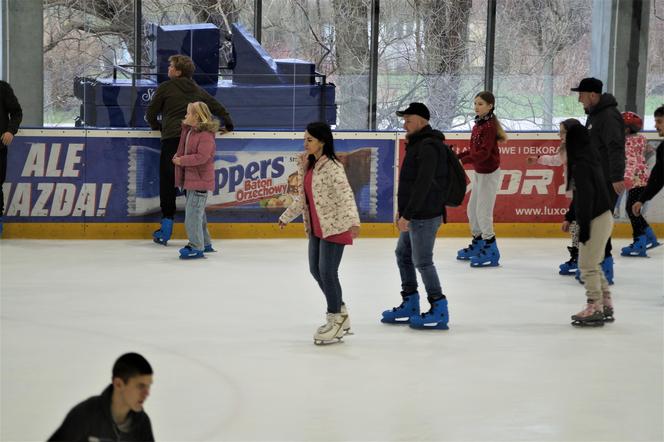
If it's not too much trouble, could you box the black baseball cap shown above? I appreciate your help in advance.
[396,102,430,120]
[571,77,603,94]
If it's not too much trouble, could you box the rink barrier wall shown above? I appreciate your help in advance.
[2,129,663,239]
[2,221,662,239]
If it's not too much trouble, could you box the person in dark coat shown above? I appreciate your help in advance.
[571,77,625,282]
[146,54,233,246]
[0,80,23,236]
[381,102,450,330]
[48,353,155,442]
[632,105,664,249]
[564,124,614,327]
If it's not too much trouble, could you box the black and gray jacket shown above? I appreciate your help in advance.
[638,141,663,203]
[585,93,625,185]
[48,385,154,442]
[397,125,448,220]
[0,80,23,147]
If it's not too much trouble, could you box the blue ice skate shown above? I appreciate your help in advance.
[381,292,420,324]
[153,218,173,246]
[645,227,660,249]
[601,256,614,285]
[620,235,648,257]
[179,245,204,259]
[457,237,484,260]
[470,239,500,267]
[577,257,614,285]
[559,246,578,275]
[204,244,217,253]
[409,298,449,330]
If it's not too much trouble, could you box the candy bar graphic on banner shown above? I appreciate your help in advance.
[3,141,113,218]
[127,144,380,218]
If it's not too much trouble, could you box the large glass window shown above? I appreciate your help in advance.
[377,0,485,131]
[42,0,254,127]
[35,0,662,130]
[645,0,664,130]
[493,0,593,131]
[262,0,371,130]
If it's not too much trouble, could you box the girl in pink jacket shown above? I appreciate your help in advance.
[172,102,218,259]
[620,111,658,256]
[279,122,360,345]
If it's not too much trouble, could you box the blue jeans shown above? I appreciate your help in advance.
[395,216,443,297]
[184,190,211,250]
[308,236,346,314]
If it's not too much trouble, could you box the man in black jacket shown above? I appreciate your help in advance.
[572,77,626,282]
[146,54,233,246]
[632,105,664,245]
[381,102,450,330]
[0,80,23,236]
[49,353,155,442]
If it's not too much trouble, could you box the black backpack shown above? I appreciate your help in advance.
[441,143,468,207]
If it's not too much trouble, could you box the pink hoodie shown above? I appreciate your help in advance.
[174,125,216,191]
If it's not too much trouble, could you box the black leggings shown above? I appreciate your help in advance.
[626,187,650,238]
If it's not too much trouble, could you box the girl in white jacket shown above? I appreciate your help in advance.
[279,122,360,345]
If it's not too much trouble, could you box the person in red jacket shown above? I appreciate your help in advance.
[456,91,507,267]
[172,101,219,259]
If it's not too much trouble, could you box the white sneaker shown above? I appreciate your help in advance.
[314,313,345,345]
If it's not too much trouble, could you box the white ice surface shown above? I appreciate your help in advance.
[1,237,663,442]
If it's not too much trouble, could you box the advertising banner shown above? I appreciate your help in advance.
[2,131,395,223]
[397,136,663,223]
[4,130,661,227]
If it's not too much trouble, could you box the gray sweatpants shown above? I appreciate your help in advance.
[467,168,501,240]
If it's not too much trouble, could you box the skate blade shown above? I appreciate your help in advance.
[621,251,648,257]
[470,261,499,268]
[380,317,411,324]
[342,329,354,336]
[603,317,615,323]
[314,337,344,345]
[153,238,168,246]
[409,323,449,330]
[571,320,605,327]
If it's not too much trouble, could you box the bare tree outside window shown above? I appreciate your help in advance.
[493,0,592,130]
[377,0,481,131]
[40,0,612,131]
[42,0,252,126]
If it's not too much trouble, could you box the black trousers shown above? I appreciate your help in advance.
[626,187,650,238]
[0,145,7,216]
[159,137,180,219]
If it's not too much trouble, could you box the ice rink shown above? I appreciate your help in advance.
[1,236,663,441]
